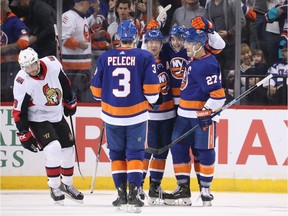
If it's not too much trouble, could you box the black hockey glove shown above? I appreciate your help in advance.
[150,93,163,111]
[63,96,77,117]
[196,109,212,131]
[17,131,38,153]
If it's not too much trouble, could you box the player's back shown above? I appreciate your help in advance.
[91,47,160,126]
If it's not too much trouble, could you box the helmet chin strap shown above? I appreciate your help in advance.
[192,44,202,57]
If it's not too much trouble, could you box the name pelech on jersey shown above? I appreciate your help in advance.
[91,48,161,126]
[178,53,226,119]
[13,56,64,123]
[148,54,176,121]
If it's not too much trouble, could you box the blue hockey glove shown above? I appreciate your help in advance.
[196,109,212,131]
[17,131,38,153]
[63,96,77,117]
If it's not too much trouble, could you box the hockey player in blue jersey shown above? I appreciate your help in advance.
[164,28,226,207]
[161,25,188,105]
[90,20,161,212]
[161,16,225,106]
[139,29,176,205]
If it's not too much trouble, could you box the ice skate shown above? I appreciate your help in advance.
[200,187,214,207]
[127,183,144,213]
[50,187,65,206]
[148,182,168,205]
[60,182,84,203]
[113,183,128,212]
[164,184,192,206]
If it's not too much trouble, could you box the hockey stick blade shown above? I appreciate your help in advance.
[156,4,171,23]
[145,74,273,155]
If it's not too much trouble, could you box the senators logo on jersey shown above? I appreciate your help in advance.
[158,71,170,95]
[43,83,62,106]
[170,57,187,80]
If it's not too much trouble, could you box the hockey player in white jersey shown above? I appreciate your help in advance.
[12,47,83,205]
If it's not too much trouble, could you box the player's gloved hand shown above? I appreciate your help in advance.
[63,96,77,117]
[149,93,163,111]
[191,16,215,33]
[265,7,279,23]
[196,109,212,131]
[17,131,38,153]
[146,19,160,30]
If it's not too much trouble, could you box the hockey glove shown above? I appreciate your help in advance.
[17,131,38,153]
[63,96,77,117]
[196,109,212,131]
[191,16,215,33]
[150,93,163,111]
[146,19,160,31]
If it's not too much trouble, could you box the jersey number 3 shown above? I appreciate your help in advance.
[112,68,131,97]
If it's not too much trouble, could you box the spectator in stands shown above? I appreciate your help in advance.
[171,0,207,28]
[250,49,269,76]
[263,39,288,105]
[158,0,182,36]
[240,66,269,105]
[240,43,254,93]
[1,0,29,102]
[10,0,57,58]
[61,0,98,102]
[265,0,287,63]
[251,0,268,62]
[241,0,258,50]
[205,0,246,88]
[107,0,137,48]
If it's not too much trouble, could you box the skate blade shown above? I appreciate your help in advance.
[127,204,142,213]
[148,197,165,205]
[164,198,192,206]
[54,200,64,206]
[115,204,128,212]
[203,201,212,207]
[115,204,141,213]
[63,194,84,204]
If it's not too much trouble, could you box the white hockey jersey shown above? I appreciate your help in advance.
[13,56,65,123]
[61,9,97,70]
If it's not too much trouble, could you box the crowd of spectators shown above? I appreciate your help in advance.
[1,0,287,105]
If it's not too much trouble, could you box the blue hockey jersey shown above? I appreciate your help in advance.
[178,53,226,119]
[91,47,161,126]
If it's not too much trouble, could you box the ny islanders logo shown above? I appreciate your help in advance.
[170,57,187,79]
[158,71,170,95]
[43,84,61,106]
[0,30,8,46]
[180,66,190,90]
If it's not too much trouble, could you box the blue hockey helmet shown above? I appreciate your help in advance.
[117,20,138,42]
[169,25,187,38]
[144,29,164,42]
[183,27,207,46]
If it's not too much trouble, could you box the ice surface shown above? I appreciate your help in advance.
[1,190,287,216]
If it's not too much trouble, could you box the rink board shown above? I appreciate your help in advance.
[0,105,287,192]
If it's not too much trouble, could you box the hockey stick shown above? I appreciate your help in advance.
[69,115,84,179]
[53,24,62,62]
[145,74,273,155]
[90,122,105,193]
